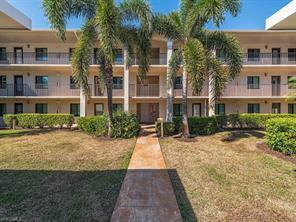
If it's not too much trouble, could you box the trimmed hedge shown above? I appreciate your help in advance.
[266,118,296,155]
[3,114,74,128]
[77,115,108,136]
[78,111,140,138]
[156,114,296,136]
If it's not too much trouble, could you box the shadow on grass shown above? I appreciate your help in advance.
[221,130,265,142]
[0,169,197,221]
[0,129,70,138]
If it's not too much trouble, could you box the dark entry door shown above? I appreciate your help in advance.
[14,47,23,64]
[137,103,159,123]
[272,48,281,64]
[14,75,23,96]
[271,76,281,96]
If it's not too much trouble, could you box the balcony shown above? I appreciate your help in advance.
[174,84,209,97]
[222,84,296,97]
[0,52,167,65]
[0,84,80,97]
[129,84,160,97]
[242,53,296,65]
[92,84,124,97]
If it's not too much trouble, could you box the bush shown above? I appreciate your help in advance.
[77,115,108,136]
[111,111,140,138]
[266,118,296,155]
[3,114,74,128]
[188,116,218,135]
[155,121,175,136]
[78,111,140,138]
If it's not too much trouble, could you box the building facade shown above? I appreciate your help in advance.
[0,1,296,125]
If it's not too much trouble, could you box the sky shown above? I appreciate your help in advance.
[7,0,293,30]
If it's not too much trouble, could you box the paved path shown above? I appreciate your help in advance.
[111,126,182,222]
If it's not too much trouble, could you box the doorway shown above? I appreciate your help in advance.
[272,48,281,64]
[14,47,23,64]
[14,75,23,96]
[137,103,159,123]
[271,76,281,96]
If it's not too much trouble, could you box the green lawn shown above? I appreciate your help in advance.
[0,129,136,221]
[160,130,296,222]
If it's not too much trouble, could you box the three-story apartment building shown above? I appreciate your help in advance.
[0,1,296,125]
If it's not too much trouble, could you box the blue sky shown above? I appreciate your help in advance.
[7,0,292,30]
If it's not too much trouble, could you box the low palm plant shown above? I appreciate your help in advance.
[43,0,152,136]
[153,0,243,137]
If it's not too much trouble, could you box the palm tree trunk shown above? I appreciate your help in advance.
[182,65,190,138]
[105,63,113,137]
[208,69,215,117]
[166,72,174,122]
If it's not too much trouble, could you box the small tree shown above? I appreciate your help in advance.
[43,0,153,136]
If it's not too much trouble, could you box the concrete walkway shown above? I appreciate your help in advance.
[111,126,182,222]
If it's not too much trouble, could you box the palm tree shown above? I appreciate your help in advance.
[287,76,296,100]
[43,0,152,136]
[153,0,243,137]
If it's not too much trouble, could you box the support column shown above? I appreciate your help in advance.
[123,46,129,112]
[166,40,173,122]
[80,87,87,117]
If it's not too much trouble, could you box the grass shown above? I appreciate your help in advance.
[0,129,136,221]
[160,130,296,222]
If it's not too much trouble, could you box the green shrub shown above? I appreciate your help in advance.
[3,114,74,128]
[78,111,140,138]
[77,115,108,136]
[155,121,175,136]
[111,111,140,138]
[188,116,218,135]
[266,118,296,155]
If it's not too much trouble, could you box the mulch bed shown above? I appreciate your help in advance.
[256,142,296,164]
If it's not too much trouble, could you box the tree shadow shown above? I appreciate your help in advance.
[0,169,197,222]
[221,130,265,142]
[0,129,69,138]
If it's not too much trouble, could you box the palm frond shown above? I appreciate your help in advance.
[42,0,96,40]
[152,13,183,40]
[168,49,183,87]
[197,30,243,79]
[71,19,97,95]
[95,0,120,63]
[183,38,206,95]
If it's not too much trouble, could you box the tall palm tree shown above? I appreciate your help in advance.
[287,76,296,100]
[153,0,243,137]
[43,0,152,136]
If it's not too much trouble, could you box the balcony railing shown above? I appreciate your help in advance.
[0,52,167,65]
[129,84,160,97]
[242,53,296,65]
[92,84,124,97]
[174,85,209,97]
[223,84,296,97]
[0,84,80,97]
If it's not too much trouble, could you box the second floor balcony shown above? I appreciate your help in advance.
[242,52,296,65]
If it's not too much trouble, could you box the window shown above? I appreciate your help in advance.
[288,104,296,114]
[95,103,104,115]
[248,49,260,62]
[173,104,183,116]
[14,103,23,114]
[272,103,281,114]
[288,48,296,62]
[247,76,260,89]
[192,103,201,117]
[70,76,79,89]
[113,77,123,89]
[174,76,182,89]
[0,47,6,61]
[0,104,6,116]
[216,49,225,62]
[94,48,99,64]
[70,104,80,117]
[215,104,225,115]
[69,48,75,60]
[35,48,48,61]
[151,48,160,64]
[248,103,260,113]
[35,76,48,89]
[288,76,296,89]
[35,103,48,114]
[0,75,6,89]
[114,49,123,64]
[113,104,123,112]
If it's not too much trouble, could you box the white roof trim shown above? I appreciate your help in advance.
[266,0,296,30]
[0,0,32,30]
